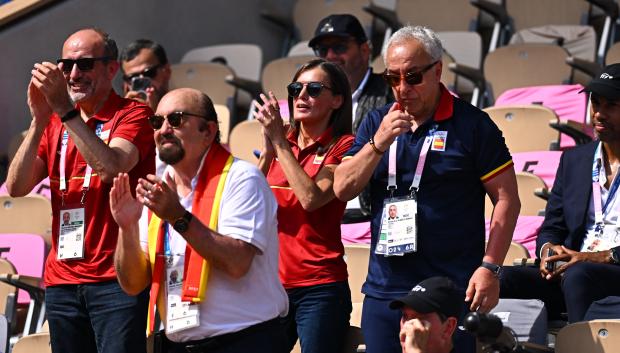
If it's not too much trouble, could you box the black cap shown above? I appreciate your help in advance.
[390,277,463,319]
[581,63,620,100]
[308,14,368,48]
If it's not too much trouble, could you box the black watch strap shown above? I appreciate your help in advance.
[60,109,79,123]
[610,246,620,264]
[172,211,193,234]
[480,261,502,277]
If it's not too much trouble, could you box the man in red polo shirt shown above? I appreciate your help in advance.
[6,27,154,353]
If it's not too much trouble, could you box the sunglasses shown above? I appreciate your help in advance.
[123,64,162,83]
[312,42,350,57]
[148,111,208,130]
[56,57,112,73]
[382,61,439,87]
[287,82,333,98]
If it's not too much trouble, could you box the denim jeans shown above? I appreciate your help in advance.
[46,280,148,353]
[283,281,352,353]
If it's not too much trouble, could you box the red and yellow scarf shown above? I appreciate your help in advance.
[146,143,234,334]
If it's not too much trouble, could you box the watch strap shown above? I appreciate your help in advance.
[60,109,79,123]
[480,261,501,277]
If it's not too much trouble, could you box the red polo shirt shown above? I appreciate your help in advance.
[37,91,155,286]
[267,128,354,289]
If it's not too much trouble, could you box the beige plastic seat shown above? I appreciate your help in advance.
[0,195,52,247]
[228,120,262,164]
[0,258,17,318]
[484,44,572,101]
[213,104,230,145]
[287,40,314,57]
[11,331,51,353]
[261,55,316,100]
[292,0,373,41]
[181,44,262,82]
[555,320,620,353]
[484,241,530,266]
[484,171,549,218]
[343,244,369,304]
[169,62,236,110]
[484,105,561,153]
[605,42,620,64]
[394,0,478,32]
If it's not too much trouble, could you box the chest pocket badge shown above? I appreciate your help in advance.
[431,131,447,152]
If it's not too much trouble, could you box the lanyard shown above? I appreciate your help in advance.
[59,123,103,204]
[592,142,620,228]
[164,222,172,257]
[387,124,438,195]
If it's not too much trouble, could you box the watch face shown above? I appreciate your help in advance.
[173,219,189,233]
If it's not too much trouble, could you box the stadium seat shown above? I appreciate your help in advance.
[11,331,51,353]
[261,55,316,100]
[0,195,52,247]
[169,62,237,114]
[213,104,231,145]
[484,105,561,153]
[343,244,369,304]
[555,319,620,353]
[227,119,262,164]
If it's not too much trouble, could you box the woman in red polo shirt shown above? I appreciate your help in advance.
[255,58,354,353]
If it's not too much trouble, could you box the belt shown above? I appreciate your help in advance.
[166,317,281,353]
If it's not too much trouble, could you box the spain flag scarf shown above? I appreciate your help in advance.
[146,143,234,334]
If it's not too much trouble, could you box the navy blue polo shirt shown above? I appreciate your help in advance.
[345,85,512,298]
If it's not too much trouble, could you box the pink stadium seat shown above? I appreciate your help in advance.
[341,222,370,245]
[0,234,45,304]
[512,151,562,189]
[486,215,544,258]
[0,178,51,199]
[494,84,592,149]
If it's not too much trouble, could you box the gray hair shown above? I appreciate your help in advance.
[383,26,443,65]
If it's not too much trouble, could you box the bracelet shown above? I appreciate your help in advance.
[60,109,79,123]
[369,137,385,155]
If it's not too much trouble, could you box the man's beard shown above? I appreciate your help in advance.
[158,135,185,165]
[67,78,94,103]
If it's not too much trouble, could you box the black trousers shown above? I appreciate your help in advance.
[500,263,620,322]
[158,317,286,353]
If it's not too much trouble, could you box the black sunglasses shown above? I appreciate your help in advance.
[123,64,162,83]
[312,42,350,57]
[148,111,208,130]
[287,82,333,98]
[57,57,112,73]
[382,61,439,87]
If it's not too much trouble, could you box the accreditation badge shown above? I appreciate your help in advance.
[376,196,417,257]
[165,254,200,333]
[57,207,86,260]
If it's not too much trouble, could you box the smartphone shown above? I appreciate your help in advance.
[130,76,151,93]
[544,248,556,272]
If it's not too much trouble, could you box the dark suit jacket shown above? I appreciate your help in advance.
[353,72,394,133]
[536,141,598,256]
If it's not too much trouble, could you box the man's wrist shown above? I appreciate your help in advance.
[480,261,502,278]
[369,136,385,154]
[60,108,79,123]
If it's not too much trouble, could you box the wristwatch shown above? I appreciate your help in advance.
[172,211,193,234]
[610,246,620,264]
[60,109,79,123]
[480,261,502,278]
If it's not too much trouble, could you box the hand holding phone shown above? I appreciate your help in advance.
[544,248,556,272]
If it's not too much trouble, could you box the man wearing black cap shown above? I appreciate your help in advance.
[390,277,461,353]
[309,14,393,132]
[501,63,620,323]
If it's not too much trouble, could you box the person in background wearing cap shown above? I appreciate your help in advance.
[309,14,393,133]
[391,277,462,353]
[501,64,620,323]
[334,25,519,353]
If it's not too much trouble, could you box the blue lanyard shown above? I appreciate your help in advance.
[163,222,171,257]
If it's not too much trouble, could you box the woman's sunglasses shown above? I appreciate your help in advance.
[148,112,208,130]
[56,57,112,73]
[287,82,333,98]
[382,61,439,87]
[122,65,163,83]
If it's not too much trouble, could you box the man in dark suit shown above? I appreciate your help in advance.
[501,63,620,323]
[308,14,393,133]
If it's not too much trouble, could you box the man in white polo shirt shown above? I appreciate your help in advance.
[110,88,288,353]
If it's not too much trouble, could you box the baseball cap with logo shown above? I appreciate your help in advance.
[581,63,620,100]
[389,276,463,319]
[308,14,368,48]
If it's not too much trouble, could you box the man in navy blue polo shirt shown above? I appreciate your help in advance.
[333,25,520,353]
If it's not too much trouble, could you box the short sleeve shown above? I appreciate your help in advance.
[217,162,278,253]
[324,135,355,165]
[475,113,513,183]
[110,105,154,162]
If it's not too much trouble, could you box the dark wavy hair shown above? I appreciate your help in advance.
[287,58,352,141]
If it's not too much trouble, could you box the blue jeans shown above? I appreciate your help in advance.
[46,280,148,353]
[283,281,352,353]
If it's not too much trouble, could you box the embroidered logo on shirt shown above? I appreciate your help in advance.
[313,154,325,165]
